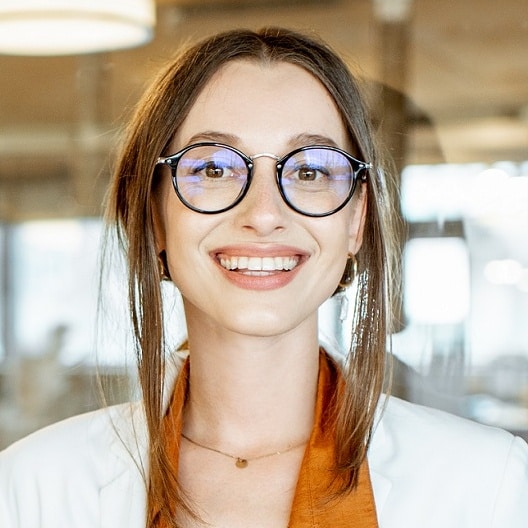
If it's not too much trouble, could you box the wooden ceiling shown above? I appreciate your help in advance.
[0,0,527,219]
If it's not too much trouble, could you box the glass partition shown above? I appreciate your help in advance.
[0,0,527,445]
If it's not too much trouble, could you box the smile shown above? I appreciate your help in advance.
[218,255,300,272]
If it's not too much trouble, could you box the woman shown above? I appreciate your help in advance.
[1,28,527,528]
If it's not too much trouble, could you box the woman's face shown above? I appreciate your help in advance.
[154,59,367,339]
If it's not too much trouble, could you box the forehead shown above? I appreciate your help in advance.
[172,59,349,152]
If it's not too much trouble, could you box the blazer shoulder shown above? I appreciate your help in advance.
[377,395,519,457]
[0,402,143,484]
[0,403,147,527]
[370,397,528,526]
[0,349,185,486]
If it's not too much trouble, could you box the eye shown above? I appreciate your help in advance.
[295,165,329,181]
[203,162,227,179]
[191,160,237,180]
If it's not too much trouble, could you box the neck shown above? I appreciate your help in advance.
[182,317,320,455]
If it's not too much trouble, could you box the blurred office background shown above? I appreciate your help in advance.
[0,0,527,447]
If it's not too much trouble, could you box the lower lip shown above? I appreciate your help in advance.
[215,261,303,291]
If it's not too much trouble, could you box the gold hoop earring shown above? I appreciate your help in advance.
[158,250,171,281]
[334,253,357,322]
[337,253,358,291]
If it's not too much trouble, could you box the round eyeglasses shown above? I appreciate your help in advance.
[156,142,371,217]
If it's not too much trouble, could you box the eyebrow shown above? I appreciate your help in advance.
[185,131,239,145]
[288,133,340,148]
[183,131,341,152]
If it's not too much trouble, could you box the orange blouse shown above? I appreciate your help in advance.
[154,351,378,527]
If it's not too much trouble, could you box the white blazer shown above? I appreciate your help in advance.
[1,353,527,527]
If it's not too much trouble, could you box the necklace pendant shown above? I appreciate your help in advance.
[235,458,248,468]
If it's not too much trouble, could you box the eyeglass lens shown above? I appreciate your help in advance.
[280,148,355,215]
[175,145,248,213]
[172,144,358,215]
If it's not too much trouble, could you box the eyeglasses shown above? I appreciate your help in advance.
[156,142,371,217]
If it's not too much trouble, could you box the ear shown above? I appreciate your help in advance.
[348,184,368,255]
[151,191,167,254]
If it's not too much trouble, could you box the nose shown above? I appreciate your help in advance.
[233,157,288,236]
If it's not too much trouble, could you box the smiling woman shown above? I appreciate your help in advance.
[0,27,527,528]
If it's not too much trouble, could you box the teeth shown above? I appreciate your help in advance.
[238,256,248,269]
[219,255,299,271]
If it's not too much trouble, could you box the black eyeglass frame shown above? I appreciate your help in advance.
[156,142,371,217]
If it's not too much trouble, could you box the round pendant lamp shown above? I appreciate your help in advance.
[0,0,156,56]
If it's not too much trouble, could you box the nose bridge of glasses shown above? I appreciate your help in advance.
[250,152,281,162]
[242,152,285,210]
[247,152,282,182]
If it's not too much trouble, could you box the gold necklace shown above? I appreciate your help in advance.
[181,433,307,469]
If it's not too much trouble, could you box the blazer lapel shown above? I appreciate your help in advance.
[100,468,147,528]
[96,402,150,527]
[98,352,188,527]
[369,466,392,519]
[367,400,394,518]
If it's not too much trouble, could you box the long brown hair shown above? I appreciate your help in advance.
[105,27,398,527]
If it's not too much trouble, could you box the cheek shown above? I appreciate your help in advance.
[159,200,189,271]
[162,205,219,276]
[151,173,178,249]
[319,207,356,251]
[312,220,352,284]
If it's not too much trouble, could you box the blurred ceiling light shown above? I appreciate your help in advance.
[373,0,413,22]
[0,0,155,56]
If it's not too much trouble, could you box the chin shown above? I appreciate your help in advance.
[224,309,317,339]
